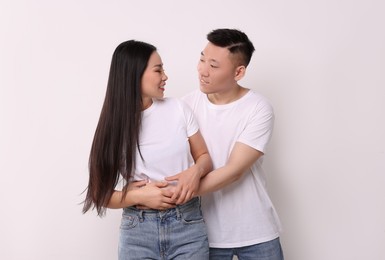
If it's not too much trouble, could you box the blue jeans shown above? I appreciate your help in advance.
[209,238,284,260]
[119,197,209,260]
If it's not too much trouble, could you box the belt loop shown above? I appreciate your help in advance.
[176,206,181,220]
[138,209,144,222]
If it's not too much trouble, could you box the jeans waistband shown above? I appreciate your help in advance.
[123,197,200,220]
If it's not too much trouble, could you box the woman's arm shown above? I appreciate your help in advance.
[165,130,212,204]
[106,181,176,210]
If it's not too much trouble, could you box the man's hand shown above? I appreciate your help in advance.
[165,166,202,205]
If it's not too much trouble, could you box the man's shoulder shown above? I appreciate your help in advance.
[246,90,274,111]
[247,90,270,102]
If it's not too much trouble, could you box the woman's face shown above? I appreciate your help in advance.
[141,51,168,109]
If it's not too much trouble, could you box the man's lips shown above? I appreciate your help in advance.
[200,78,209,84]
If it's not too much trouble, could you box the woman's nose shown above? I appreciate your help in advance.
[162,71,168,81]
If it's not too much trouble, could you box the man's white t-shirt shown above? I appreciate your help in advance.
[183,89,282,248]
[117,97,198,188]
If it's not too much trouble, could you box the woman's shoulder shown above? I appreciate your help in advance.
[156,97,179,105]
[182,89,204,102]
[154,97,185,110]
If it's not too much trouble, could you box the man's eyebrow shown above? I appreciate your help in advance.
[200,52,219,63]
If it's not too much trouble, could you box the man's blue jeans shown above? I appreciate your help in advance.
[118,197,209,260]
[209,237,284,260]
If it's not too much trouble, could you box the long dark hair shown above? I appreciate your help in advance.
[83,40,156,216]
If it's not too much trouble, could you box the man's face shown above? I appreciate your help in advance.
[197,42,238,94]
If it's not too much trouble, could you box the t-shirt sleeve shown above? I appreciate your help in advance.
[178,99,199,137]
[237,99,275,153]
[114,175,124,191]
[181,90,200,111]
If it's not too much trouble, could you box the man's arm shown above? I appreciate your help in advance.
[197,142,263,196]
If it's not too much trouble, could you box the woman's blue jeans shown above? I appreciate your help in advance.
[118,197,209,260]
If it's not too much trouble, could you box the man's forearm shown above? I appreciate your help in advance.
[197,164,243,196]
[197,142,263,196]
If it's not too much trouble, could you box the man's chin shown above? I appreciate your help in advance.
[199,85,212,94]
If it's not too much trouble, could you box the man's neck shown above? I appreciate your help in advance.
[207,85,248,105]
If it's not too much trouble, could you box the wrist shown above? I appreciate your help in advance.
[124,189,141,206]
[191,164,203,178]
[197,166,205,178]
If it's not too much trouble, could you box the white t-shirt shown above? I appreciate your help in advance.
[182,89,282,248]
[116,97,198,189]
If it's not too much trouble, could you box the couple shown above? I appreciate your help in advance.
[83,28,284,260]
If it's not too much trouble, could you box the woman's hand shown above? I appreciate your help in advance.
[134,182,176,210]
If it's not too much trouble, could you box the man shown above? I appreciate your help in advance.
[179,28,284,259]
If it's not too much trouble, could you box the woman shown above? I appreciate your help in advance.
[83,40,212,259]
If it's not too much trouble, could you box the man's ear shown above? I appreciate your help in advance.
[234,65,246,81]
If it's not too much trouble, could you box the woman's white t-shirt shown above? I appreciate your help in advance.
[116,97,198,188]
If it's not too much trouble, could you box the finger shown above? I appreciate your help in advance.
[154,201,175,210]
[170,186,181,201]
[176,189,188,205]
[180,188,195,205]
[162,190,174,199]
[185,191,193,202]
[132,180,147,187]
[165,175,179,181]
[161,202,176,209]
[171,184,182,197]
[136,205,151,210]
[154,181,168,188]
[170,191,179,201]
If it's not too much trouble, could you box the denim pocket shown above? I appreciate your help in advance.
[181,208,204,224]
[120,214,139,230]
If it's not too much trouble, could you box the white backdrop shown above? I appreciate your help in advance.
[1,0,384,259]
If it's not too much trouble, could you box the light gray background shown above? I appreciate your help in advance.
[1,0,384,259]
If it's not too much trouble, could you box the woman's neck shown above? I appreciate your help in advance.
[142,98,153,110]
